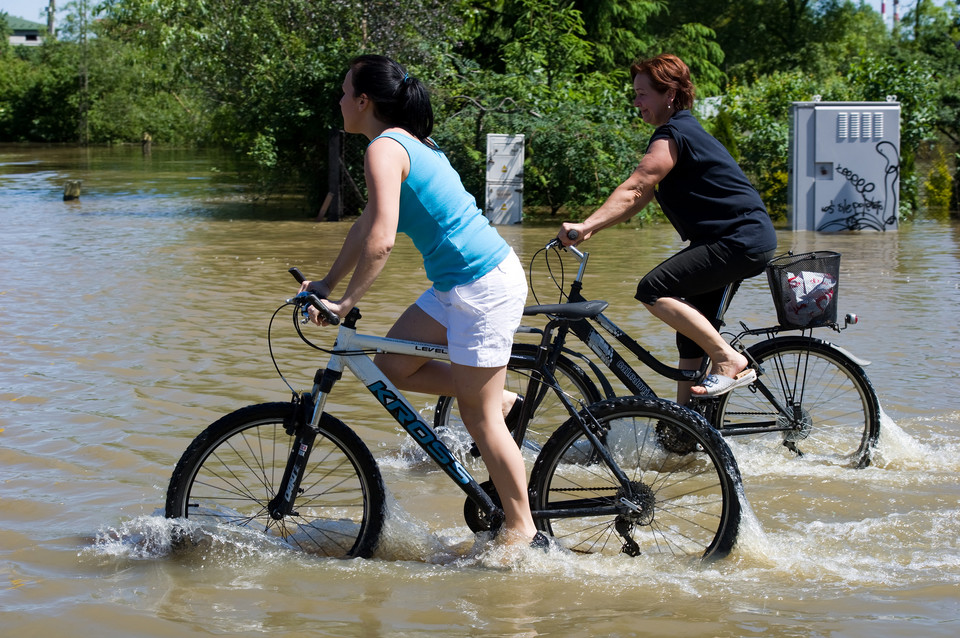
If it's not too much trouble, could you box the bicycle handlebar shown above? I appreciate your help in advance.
[546,231,586,262]
[288,267,341,326]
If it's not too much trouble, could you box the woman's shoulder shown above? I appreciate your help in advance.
[664,109,702,132]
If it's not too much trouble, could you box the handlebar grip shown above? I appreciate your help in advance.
[307,293,340,326]
[289,267,306,284]
[567,229,580,240]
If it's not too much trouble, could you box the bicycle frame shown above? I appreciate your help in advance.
[290,305,628,532]
[293,309,505,526]
[552,244,706,394]
[543,245,814,437]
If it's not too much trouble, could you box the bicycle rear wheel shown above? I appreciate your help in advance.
[529,397,742,560]
[165,402,385,558]
[434,343,602,457]
[713,336,880,468]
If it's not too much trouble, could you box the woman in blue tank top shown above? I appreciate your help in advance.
[298,55,545,550]
[559,54,777,402]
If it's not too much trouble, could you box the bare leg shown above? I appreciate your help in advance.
[375,304,518,414]
[374,305,455,395]
[643,297,748,395]
[452,362,537,542]
[676,357,703,405]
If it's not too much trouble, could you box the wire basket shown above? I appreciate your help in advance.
[766,251,841,329]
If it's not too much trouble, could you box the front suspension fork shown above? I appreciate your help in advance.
[268,392,316,519]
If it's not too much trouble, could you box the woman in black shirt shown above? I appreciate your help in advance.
[559,53,777,402]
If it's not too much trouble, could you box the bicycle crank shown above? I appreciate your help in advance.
[463,480,503,533]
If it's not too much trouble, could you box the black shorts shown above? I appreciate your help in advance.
[635,241,775,359]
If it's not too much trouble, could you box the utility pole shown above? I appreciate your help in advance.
[46,1,55,37]
[77,0,89,145]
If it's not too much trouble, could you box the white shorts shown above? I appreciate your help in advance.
[415,250,527,367]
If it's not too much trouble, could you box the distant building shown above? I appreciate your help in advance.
[5,16,47,47]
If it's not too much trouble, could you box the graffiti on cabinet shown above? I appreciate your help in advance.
[818,141,900,231]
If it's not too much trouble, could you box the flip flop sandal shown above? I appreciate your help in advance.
[697,368,757,397]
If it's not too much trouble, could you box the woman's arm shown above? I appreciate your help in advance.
[323,136,407,317]
[560,136,678,244]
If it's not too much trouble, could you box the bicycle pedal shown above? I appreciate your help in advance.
[469,443,482,458]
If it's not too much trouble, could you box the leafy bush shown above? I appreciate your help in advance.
[923,145,955,216]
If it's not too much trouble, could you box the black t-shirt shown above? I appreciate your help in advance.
[649,110,777,254]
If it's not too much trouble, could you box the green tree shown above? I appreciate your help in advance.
[99,0,464,207]
[500,0,594,89]
[649,1,888,78]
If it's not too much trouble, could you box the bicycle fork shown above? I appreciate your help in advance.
[268,392,316,519]
[268,365,341,520]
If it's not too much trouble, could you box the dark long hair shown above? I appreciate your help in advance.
[349,54,435,144]
[630,54,696,111]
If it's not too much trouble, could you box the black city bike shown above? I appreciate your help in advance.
[435,241,881,469]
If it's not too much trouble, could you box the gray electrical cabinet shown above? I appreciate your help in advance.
[788,100,901,232]
[485,134,524,225]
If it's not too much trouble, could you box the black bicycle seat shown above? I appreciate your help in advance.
[522,300,609,319]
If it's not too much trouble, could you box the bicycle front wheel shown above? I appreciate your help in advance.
[434,343,602,456]
[714,336,880,468]
[165,402,385,558]
[529,397,742,560]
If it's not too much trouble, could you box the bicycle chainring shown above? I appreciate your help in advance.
[463,480,503,533]
[655,420,699,455]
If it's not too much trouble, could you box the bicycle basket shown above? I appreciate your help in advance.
[766,251,841,329]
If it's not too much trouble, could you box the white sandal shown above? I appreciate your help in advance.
[695,368,757,397]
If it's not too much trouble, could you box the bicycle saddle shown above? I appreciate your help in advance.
[522,300,609,319]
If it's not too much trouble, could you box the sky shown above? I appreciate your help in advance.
[0,0,953,29]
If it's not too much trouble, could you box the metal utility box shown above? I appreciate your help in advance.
[788,100,901,232]
[485,134,524,224]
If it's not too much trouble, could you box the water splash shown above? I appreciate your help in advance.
[872,407,960,471]
[82,511,298,563]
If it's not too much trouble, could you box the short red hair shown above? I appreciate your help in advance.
[630,54,695,111]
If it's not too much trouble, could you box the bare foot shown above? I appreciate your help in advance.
[495,526,540,547]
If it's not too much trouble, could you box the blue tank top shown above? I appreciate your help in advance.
[374,132,510,291]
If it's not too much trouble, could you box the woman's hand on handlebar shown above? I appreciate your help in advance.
[295,278,341,326]
[298,278,332,299]
[308,298,346,327]
[558,222,588,247]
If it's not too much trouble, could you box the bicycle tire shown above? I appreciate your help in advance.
[165,402,386,558]
[528,396,742,560]
[434,343,602,457]
[714,336,880,468]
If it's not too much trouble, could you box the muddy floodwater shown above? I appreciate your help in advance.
[2,145,960,636]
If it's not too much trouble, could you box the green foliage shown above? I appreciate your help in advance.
[954,153,960,214]
[98,0,464,207]
[718,71,822,220]
[0,44,79,141]
[923,145,955,215]
[0,3,209,144]
[655,22,726,98]
[574,0,665,72]
[2,0,958,221]
[433,52,648,219]
[500,0,594,88]
[0,13,11,56]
